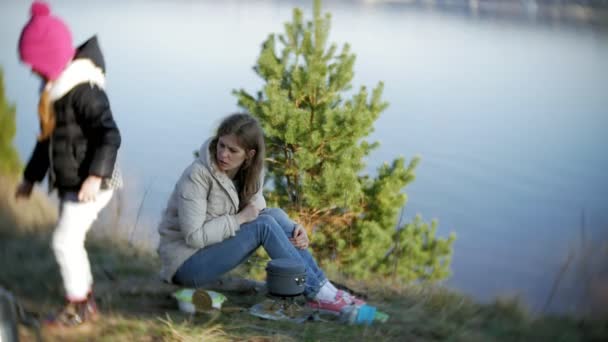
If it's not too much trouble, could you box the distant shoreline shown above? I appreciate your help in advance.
[357,0,608,27]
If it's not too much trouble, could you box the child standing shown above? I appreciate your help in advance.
[15,1,122,327]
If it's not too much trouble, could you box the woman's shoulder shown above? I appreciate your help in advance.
[185,159,212,183]
[186,159,211,177]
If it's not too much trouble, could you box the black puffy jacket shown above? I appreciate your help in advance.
[23,36,121,193]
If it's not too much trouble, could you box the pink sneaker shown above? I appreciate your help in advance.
[307,295,352,315]
[336,290,366,306]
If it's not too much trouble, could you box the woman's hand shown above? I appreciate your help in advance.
[237,203,260,225]
[78,175,102,202]
[15,180,34,200]
[290,224,309,250]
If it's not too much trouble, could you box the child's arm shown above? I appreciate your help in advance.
[78,175,102,202]
[15,139,50,199]
[23,139,50,183]
[15,181,33,199]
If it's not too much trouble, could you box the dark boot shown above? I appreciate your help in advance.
[45,292,98,327]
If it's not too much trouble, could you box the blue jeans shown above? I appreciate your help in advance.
[173,208,327,299]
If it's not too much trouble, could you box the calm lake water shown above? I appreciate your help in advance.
[1,0,607,314]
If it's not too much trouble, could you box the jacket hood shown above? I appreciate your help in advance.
[46,36,106,101]
[197,136,267,210]
[74,35,105,72]
[198,138,217,170]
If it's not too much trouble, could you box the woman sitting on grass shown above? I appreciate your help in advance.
[157,113,364,314]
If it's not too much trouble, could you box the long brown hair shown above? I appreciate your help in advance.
[37,87,55,141]
[209,113,265,209]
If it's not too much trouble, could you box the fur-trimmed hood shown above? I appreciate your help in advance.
[46,36,106,101]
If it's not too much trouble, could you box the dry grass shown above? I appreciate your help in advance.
[0,176,57,234]
[158,314,232,342]
[1,175,607,341]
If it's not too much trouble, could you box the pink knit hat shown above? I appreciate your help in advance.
[18,1,75,81]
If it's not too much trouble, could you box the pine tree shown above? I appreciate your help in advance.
[234,0,454,282]
[0,68,21,177]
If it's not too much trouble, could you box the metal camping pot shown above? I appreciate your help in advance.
[265,258,306,297]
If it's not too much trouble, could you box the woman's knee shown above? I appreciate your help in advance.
[263,208,287,219]
[253,214,277,225]
[261,208,294,234]
[253,215,283,236]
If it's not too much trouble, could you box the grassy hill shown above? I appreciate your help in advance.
[0,176,606,341]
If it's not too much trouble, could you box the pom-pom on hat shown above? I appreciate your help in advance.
[18,1,75,81]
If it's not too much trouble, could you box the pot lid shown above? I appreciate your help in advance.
[266,258,305,273]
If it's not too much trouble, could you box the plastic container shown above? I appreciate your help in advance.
[374,310,389,323]
[173,289,227,313]
[340,304,377,325]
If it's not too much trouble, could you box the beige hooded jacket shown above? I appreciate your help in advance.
[157,138,265,282]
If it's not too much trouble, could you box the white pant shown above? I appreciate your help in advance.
[52,189,113,301]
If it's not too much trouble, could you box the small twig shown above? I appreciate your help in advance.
[129,177,155,245]
[393,206,406,280]
[263,157,281,165]
[578,208,594,314]
[112,187,124,234]
[396,206,406,230]
[100,265,117,281]
[543,247,575,313]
